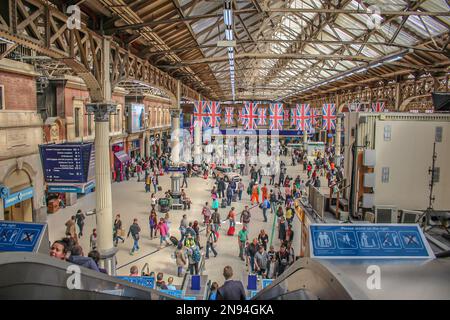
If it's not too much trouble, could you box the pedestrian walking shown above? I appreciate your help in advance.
[127,218,141,255]
[240,206,251,231]
[211,209,221,232]
[238,179,244,201]
[205,225,218,259]
[149,210,157,240]
[156,218,171,249]
[113,214,124,246]
[175,242,187,277]
[75,210,85,238]
[89,228,97,251]
[237,226,248,261]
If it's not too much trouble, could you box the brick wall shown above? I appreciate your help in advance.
[0,71,36,110]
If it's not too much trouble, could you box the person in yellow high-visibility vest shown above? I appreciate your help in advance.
[251,183,260,205]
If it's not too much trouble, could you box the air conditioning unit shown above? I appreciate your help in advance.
[363,173,376,188]
[400,210,422,224]
[373,205,398,223]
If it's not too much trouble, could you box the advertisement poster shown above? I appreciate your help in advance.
[129,103,145,133]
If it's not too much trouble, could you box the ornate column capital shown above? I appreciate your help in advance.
[170,109,181,118]
[86,102,117,122]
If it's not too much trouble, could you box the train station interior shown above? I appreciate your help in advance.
[0,0,449,301]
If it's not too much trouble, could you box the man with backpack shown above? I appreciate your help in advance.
[75,210,85,238]
[211,209,221,232]
[240,206,251,232]
[186,236,201,275]
[205,225,218,259]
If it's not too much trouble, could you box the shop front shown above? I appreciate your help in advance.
[1,170,34,222]
[112,143,130,182]
[129,139,141,159]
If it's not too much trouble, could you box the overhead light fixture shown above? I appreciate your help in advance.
[223,9,233,26]
[225,29,233,41]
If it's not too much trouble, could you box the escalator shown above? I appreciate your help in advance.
[253,257,450,300]
[0,252,177,300]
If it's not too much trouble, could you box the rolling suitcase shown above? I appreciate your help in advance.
[169,236,179,246]
[157,185,162,191]
[232,193,238,202]
[221,198,227,208]
[227,226,235,236]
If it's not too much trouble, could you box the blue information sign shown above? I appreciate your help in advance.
[3,187,34,208]
[309,224,434,259]
[116,276,155,289]
[159,289,183,298]
[39,143,95,183]
[0,221,45,252]
[167,166,187,172]
[262,279,273,289]
[213,128,305,136]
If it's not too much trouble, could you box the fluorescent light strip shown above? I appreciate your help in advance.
[224,9,233,26]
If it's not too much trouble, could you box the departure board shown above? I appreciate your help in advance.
[39,143,95,183]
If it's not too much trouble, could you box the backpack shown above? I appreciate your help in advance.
[192,248,201,263]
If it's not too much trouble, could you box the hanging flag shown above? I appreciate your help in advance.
[269,103,284,131]
[189,114,194,143]
[241,102,259,130]
[224,107,234,125]
[292,104,311,132]
[309,108,320,127]
[208,101,221,127]
[322,103,337,131]
[284,108,290,122]
[193,101,211,128]
[371,102,385,113]
[257,107,267,126]
[349,102,361,112]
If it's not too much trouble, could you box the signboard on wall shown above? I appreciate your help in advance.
[3,187,34,208]
[39,143,95,184]
[309,224,435,259]
[128,103,145,133]
[0,221,45,252]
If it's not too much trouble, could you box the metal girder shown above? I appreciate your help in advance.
[296,74,449,111]
[104,8,257,33]
[0,0,200,102]
[263,0,353,85]
[264,8,450,16]
[162,52,375,68]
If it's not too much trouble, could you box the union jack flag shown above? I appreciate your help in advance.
[241,102,259,130]
[269,103,284,130]
[208,101,221,127]
[371,102,385,113]
[291,104,311,132]
[284,108,290,122]
[224,107,234,125]
[309,108,320,127]
[194,101,211,128]
[257,107,267,126]
[349,102,362,112]
[322,103,337,131]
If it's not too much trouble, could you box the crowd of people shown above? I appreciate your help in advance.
[51,141,342,300]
